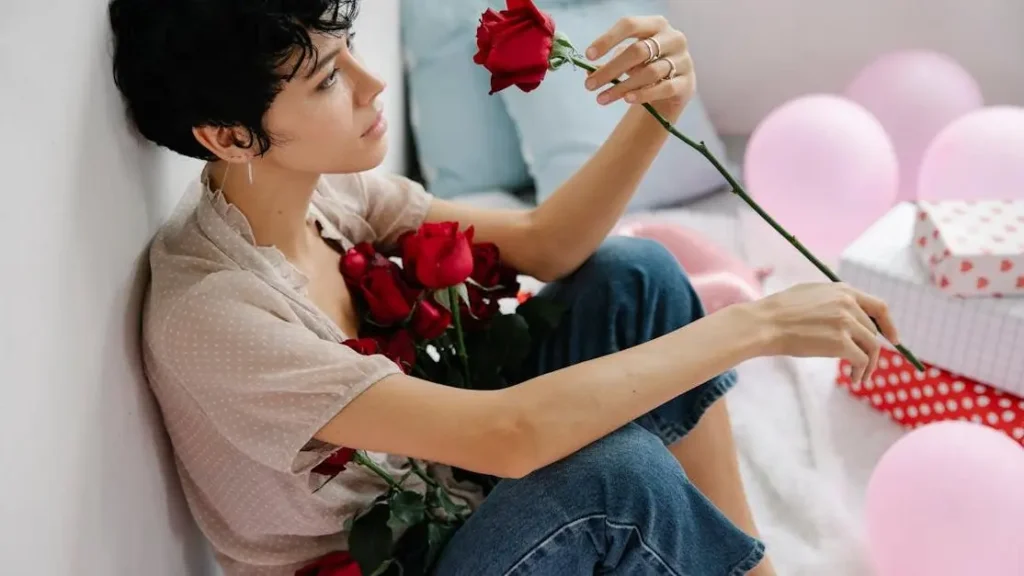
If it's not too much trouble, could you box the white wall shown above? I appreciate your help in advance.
[0,1,403,574]
[670,0,1024,134]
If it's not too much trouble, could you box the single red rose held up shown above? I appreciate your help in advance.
[472,0,555,94]
[471,0,925,372]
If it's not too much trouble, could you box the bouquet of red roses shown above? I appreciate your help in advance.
[301,221,563,576]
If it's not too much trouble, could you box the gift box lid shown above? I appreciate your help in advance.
[839,203,1024,395]
[913,200,1024,297]
[918,200,1024,257]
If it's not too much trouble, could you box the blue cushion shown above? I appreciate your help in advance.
[500,0,732,210]
[400,0,532,198]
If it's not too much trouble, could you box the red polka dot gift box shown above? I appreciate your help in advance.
[837,347,1024,448]
[838,203,1024,396]
[913,200,1024,298]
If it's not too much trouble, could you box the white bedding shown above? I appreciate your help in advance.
[464,188,907,573]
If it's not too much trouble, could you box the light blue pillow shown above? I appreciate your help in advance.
[400,0,532,198]
[500,0,732,210]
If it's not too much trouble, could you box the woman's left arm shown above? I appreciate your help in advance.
[425,16,695,281]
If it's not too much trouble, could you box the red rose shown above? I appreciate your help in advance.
[295,550,361,576]
[410,299,452,340]
[470,242,502,286]
[310,446,357,478]
[373,329,417,373]
[473,0,556,94]
[342,338,380,356]
[471,242,520,298]
[401,222,475,289]
[397,231,422,287]
[339,243,378,284]
[359,263,420,325]
[461,284,500,331]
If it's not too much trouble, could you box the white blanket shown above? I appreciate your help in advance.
[729,275,905,575]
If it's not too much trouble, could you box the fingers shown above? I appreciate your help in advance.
[586,15,671,60]
[620,63,694,105]
[586,31,684,91]
[837,284,900,344]
[854,291,900,344]
[847,320,881,383]
[594,57,676,104]
[844,335,871,385]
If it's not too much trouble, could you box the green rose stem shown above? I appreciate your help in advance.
[353,451,402,490]
[547,37,924,372]
[406,458,440,489]
[448,286,473,382]
[356,452,463,518]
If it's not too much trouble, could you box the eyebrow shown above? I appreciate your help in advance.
[306,47,341,79]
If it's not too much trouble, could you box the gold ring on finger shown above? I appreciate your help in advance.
[659,57,677,80]
[641,38,659,64]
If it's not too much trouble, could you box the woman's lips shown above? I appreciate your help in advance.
[362,111,387,138]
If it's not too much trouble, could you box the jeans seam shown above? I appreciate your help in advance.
[647,371,738,445]
[503,514,682,576]
[727,539,767,576]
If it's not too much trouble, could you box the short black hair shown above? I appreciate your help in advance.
[109,0,359,160]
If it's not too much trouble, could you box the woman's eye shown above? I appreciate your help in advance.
[318,69,339,91]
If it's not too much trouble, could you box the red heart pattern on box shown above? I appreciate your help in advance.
[915,200,1024,297]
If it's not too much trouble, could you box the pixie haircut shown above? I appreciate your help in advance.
[108,0,359,161]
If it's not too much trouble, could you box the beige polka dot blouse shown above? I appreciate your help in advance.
[142,170,483,575]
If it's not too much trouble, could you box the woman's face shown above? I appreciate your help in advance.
[258,32,389,175]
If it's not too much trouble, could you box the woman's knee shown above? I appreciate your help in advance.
[569,236,705,331]
[541,424,687,503]
[579,236,686,288]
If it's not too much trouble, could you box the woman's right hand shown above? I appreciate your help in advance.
[745,283,900,383]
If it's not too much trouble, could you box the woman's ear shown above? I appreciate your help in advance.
[192,125,254,162]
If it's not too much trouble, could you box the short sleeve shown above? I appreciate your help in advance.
[356,170,433,248]
[150,271,402,474]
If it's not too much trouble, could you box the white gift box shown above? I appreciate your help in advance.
[913,200,1024,297]
[839,203,1024,396]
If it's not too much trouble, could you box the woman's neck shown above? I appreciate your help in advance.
[206,160,322,259]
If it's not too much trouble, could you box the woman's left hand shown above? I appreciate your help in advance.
[582,16,695,113]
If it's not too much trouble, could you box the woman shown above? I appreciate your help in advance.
[109,1,897,574]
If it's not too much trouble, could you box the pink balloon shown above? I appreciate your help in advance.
[845,50,984,204]
[613,220,765,314]
[918,106,1024,202]
[744,94,899,260]
[865,421,1024,576]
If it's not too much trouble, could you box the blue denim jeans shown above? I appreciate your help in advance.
[434,237,765,575]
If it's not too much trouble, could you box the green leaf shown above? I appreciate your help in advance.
[426,521,459,569]
[432,289,452,312]
[516,297,566,339]
[389,490,426,527]
[349,502,394,576]
[487,313,532,369]
[454,283,470,309]
[433,486,466,518]
[390,520,428,576]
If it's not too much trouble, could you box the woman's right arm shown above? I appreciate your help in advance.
[317,282,898,478]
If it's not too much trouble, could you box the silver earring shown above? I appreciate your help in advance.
[247,161,253,185]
